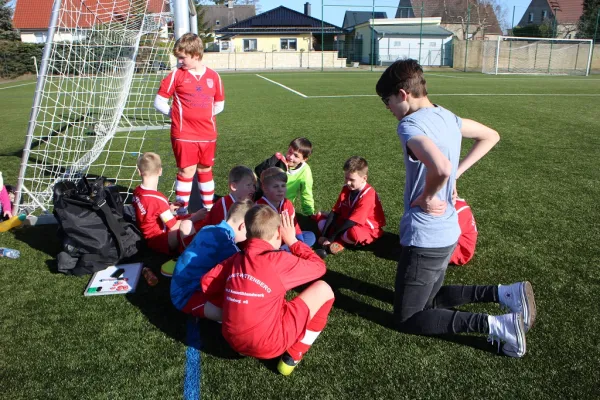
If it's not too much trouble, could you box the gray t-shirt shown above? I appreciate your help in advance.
[397,105,462,247]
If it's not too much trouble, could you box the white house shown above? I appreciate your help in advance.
[353,18,453,66]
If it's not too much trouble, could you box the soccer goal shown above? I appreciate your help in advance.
[14,0,198,216]
[482,36,594,76]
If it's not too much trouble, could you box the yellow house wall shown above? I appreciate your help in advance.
[229,34,314,53]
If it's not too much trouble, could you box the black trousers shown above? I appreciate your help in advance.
[393,244,498,335]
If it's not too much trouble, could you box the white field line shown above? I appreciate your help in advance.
[308,93,600,98]
[0,82,36,90]
[255,74,308,98]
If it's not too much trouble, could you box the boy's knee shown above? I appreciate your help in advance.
[314,280,335,300]
[179,220,193,236]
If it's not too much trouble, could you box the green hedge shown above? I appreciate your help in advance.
[0,40,44,78]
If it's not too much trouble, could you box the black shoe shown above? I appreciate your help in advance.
[315,249,327,260]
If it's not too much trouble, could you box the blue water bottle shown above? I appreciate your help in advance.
[0,247,20,259]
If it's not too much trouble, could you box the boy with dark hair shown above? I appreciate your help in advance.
[317,156,386,255]
[204,165,256,226]
[132,152,206,255]
[201,205,334,375]
[256,167,316,247]
[285,137,315,216]
[376,59,536,357]
[154,32,225,213]
[171,200,252,320]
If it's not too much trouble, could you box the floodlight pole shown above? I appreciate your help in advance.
[418,1,423,63]
[370,0,375,71]
[321,0,324,72]
[511,6,515,31]
[14,0,63,215]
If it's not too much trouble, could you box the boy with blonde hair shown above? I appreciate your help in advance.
[376,59,535,357]
[171,200,252,320]
[154,33,225,213]
[201,205,335,375]
[204,165,256,226]
[132,152,206,255]
[317,156,386,255]
[256,167,316,247]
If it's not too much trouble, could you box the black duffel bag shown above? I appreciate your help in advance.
[52,176,142,276]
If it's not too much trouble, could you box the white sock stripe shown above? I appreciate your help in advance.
[300,330,321,345]
[176,180,193,192]
[199,180,215,191]
[176,195,191,202]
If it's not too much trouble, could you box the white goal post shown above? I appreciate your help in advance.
[482,36,594,76]
[14,0,198,216]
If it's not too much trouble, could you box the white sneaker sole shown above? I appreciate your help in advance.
[502,313,527,358]
[520,281,536,332]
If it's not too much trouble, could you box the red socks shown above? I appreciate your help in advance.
[287,298,334,362]
[175,174,193,208]
[198,171,214,210]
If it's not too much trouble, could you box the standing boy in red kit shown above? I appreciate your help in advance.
[154,33,224,212]
[201,205,334,376]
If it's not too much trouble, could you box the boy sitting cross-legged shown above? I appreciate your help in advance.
[256,167,316,247]
[284,137,316,216]
[201,205,335,375]
[132,152,207,255]
[204,165,257,226]
[170,199,253,320]
[317,156,386,255]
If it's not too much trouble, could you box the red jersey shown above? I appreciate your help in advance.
[205,194,236,226]
[132,185,177,239]
[450,199,478,265]
[157,67,224,141]
[202,238,326,358]
[332,183,386,230]
[256,196,301,235]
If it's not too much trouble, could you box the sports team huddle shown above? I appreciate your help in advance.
[133,33,537,376]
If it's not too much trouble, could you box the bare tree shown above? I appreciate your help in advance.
[443,0,504,39]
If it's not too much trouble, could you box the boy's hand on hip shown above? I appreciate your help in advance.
[411,194,447,216]
[280,210,298,247]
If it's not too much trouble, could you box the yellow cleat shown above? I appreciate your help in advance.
[277,353,299,376]
[160,259,177,277]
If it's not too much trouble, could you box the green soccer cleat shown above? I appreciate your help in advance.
[160,259,177,277]
[277,353,299,376]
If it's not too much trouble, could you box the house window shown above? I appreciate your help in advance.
[280,38,297,51]
[221,41,230,50]
[528,12,534,22]
[243,39,257,52]
[215,20,220,26]
[541,10,547,21]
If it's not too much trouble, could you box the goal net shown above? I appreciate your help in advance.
[15,0,179,215]
[482,36,593,76]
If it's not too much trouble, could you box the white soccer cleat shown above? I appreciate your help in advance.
[488,313,526,358]
[498,281,536,332]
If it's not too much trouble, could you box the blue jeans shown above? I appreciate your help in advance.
[393,243,497,335]
[281,231,316,251]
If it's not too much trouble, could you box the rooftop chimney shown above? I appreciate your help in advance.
[304,2,311,17]
[228,0,233,9]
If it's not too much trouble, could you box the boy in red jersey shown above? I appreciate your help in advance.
[154,33,225,212]
[132,152,207,255]
[256,167,316,247]
[317,156,386,255]
[204,165,256,226]
[202,206,335,375]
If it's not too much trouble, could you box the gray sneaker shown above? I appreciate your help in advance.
[498,281,536,332]
[488,313,526,358]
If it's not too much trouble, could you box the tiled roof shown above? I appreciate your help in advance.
[13,0,168,30]
[342,11,388,29]
[216,6,343,34]
[202,5,255,31]
[548,0,584,24]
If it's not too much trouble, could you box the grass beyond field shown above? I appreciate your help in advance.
[1,71,600,399]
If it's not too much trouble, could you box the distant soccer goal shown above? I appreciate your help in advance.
[482,36,594,76]
[14,0,198,215]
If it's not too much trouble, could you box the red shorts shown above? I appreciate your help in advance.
[146,228,198,255]
[317,217,382,246]
[181,290,209,317]
[171,138,216,169]
[226,296,310,359]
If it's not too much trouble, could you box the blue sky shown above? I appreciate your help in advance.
[257,1,532,29]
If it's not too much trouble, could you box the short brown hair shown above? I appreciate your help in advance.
[226,199,253,223]
[375,59,428,99]
[245,204,280,240]
[344,156,368,176]
[289,137,313,159]
[260,167,287,187]
[173,33,204,59]
[229,165,257,184]
[137,152,162,176]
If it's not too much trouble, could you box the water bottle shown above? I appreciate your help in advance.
[142,267,158,287]
[0,247,20,259]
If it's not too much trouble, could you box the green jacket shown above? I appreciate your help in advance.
[286,163,315,215]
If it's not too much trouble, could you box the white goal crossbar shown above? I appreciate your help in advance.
[482,36,594,76]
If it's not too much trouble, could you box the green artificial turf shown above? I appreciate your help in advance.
[1,71,599,399]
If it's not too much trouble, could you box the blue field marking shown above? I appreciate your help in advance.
[184,318,202,400]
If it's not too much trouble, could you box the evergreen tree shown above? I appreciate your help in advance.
[0,0,14,32]
[576,0,600,39]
